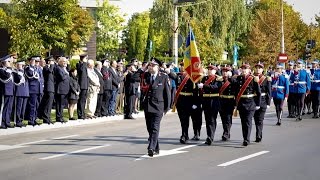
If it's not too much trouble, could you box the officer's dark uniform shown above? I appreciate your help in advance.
[124,64,140,119]
[200,65,222,145]
[142,59,171,157]
[286,63,297,118]
[38,56,55,124]
[55,64,70,123]
[0,55,15,128]
[25,56,44,126]
[253,63,271,143]
[303,65,312,114]
[76,55,89,119]
[219,66,236,141]
[235,64,261,146]
[176,72,202,143]
[15,63,29,127]
[310,61,320,118]
[101,61,112,116]
[94,67,105,117]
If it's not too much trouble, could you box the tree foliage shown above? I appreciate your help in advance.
[96,0,125,60]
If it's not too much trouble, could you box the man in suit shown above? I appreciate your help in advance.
[108,60,120,116]
[86,59,100,118]
[15,61,29,127]
[38,56,55,124]
[101,59,112,116]
[142,58,171,157]
[76,54,89,119]
[25,56,44,126]
[94,61,104,117]
[124,63,140,119]
[116,63,125,115]
[55,57,70,123]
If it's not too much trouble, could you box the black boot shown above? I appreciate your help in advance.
[276,111,282,126]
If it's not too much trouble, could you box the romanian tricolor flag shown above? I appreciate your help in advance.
[184,27,202,83]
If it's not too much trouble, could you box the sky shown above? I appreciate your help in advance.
[112,0,320,25]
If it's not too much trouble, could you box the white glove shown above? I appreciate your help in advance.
[267,105,270,109]
[6,69,12,73]
[192,105,197,109]
[226,71,232,77]
[197,83,204,89]
[255,106,260,110]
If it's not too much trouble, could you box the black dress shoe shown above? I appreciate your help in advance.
[307,111,312,114]
[191,135,200,141]
[242,141,249,146]
[276,122,281,126]
[205,137,213,145]
[124,116,135,119]
[69,118,76,120]
[180,136,187,144]
[0,126,7,129]
[154,149,159,155]
[255,138,262,143]
[222,136,229,141]
[148,149,154,157]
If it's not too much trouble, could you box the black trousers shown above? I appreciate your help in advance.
[95,93,104,116]
[145,112,163,151]
[202,98,219,140]
[27,93,40,123]
[56,94,67,122]
[219,99,235,139]
[304,93,312,113]
[311,90,320,115]
[254,108,266,140]
[170,87,176,108]
[101,90,112,116]
[77,90,87,119]
[16,97,28,125]
[124,94,135,117]
[288,93,296,116]
[177,97,202,138]
[296,93,306,116]
[274,98,284,119]
[239,109,255,142]
[39,92,54,122]
[1,95,14,127]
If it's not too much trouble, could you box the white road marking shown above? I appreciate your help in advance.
[15,135,79,146]
[217,151,270,167]
[39,144,111,160]
[52,135,79,140]
[135,143,202,161]
[0,145,25,151]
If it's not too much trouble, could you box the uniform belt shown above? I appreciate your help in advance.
[260,93,266,96]
[311,80,320,83]
[220,95,234,99]
[241,94,255,98]
[202,93,219,97]
[180,92,193,96]
[290,83,294,86]
[272,85,285,89]
[294,81,306,84]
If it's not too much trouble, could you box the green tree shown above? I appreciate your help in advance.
[125,12,150,61]
[96,0,125,60]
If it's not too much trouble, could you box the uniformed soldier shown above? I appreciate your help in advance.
[175,64,203,143]
[290,59,311,121]
[253,62,271,142]
[76,54,89,119]
[198,65,222,145]
[55,57,70,123]
[25,56,43,126]
[0,55,16,128]
[142,58,171,157]
[303,63,313,115]
[310,60,320,118]
[15,61,29,127]
[219,65,236,141]
[235,63,261,146]
[38,56,56,124]
[124,63,140,119]
[271,64,289,126]
[286,61,296,118]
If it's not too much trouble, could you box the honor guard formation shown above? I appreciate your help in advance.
[1,54,319,157]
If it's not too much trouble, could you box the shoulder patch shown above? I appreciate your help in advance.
[267,76,272,81]
[254,76,259,82]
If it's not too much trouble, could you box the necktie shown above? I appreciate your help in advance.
[151,75,155,84]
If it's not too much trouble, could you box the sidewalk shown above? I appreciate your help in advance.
[0,112,147,136]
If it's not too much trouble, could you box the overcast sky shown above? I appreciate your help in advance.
[112,0,320,25]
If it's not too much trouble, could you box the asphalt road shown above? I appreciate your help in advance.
[0,109,319,180]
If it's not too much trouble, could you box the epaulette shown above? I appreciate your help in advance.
[216,75,223,81]
[254,76,259,82]
[267,76,272,81]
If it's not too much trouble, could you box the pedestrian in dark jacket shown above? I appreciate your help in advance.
[68,68,80,120]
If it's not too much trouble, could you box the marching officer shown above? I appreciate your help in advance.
[235,63,261,146]
[303,63,313,115]
[253,62,271,142]
[76,54,89,119]
[25,56,43,126]
[310,60,320,118]
[198,65,222,145]
[142,58,171,157]
[286,61,296,118]
[175,63,203,144]
[38,56,55,124]
[0,55,16,128]
[55,57,70,123]
[290,59,311,121]
[219,65,236,141]
[15,61,29,127]
[271,64,289,125]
